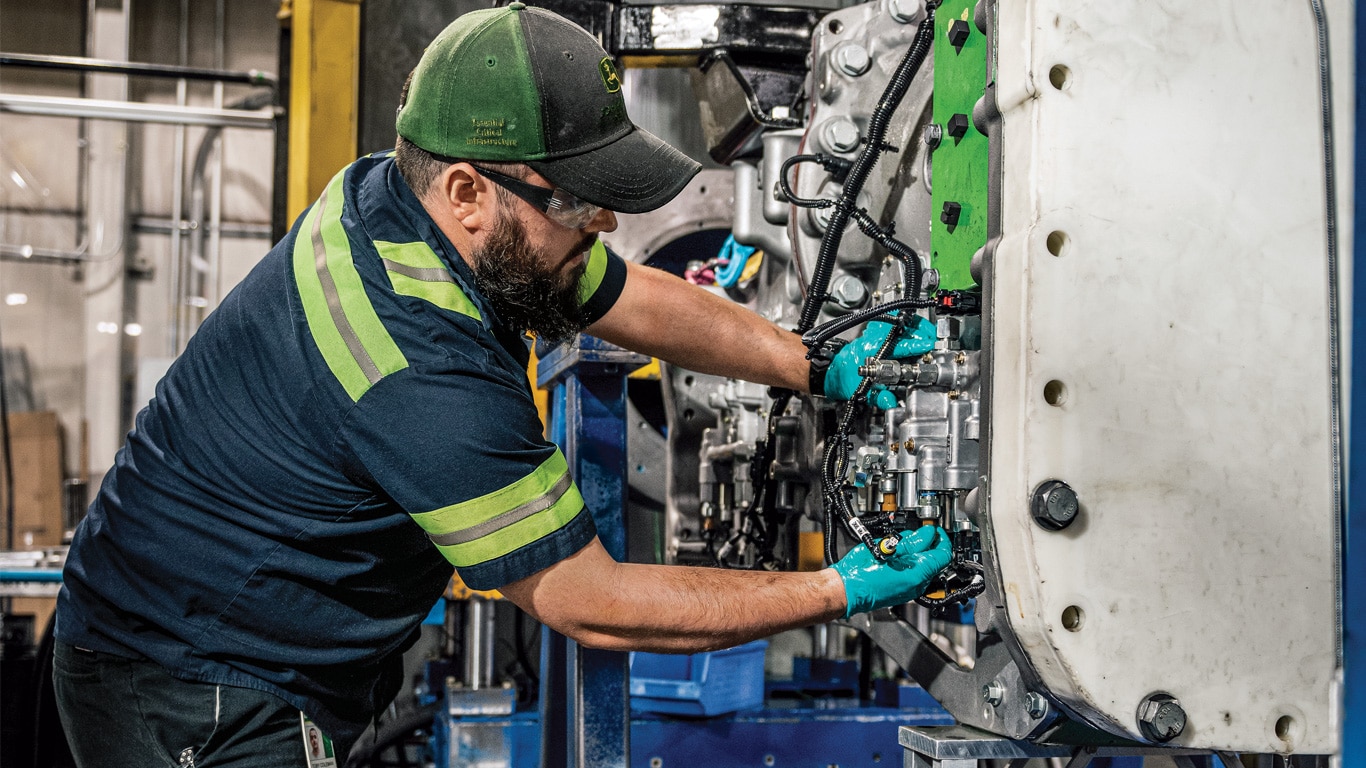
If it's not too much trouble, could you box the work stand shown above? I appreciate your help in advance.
[536,335,650,768]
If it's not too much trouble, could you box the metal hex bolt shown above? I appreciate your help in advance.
[1031,480,1079,531]
[1026,692,1049,719]
[887,0,926,24]
[1136,693,1187,743]
[834,43,871,77]
[821,117,861,153]
[828,273,869,310]
[922,123,943,149]
[981,679,1005,707]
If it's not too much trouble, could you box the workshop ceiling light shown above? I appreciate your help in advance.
[124,323,143,337]
[5,293,27,306]
[95,321,119,335]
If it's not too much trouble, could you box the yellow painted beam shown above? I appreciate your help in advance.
[283,0,362,221]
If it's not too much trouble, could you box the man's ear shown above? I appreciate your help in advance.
[438,162,497,233]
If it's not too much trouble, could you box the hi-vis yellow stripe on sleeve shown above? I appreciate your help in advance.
[576,240,609,306]
[292,166,408,401]
[376,240,482,322]
[410,449,584,567]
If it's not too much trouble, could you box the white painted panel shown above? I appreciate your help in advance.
[989,0,1341,752]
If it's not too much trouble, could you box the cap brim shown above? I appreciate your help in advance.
[527,126,702,214]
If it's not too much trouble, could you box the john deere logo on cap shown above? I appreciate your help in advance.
[599,57,622,93]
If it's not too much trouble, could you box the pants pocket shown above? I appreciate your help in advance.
[52,641,102,683]
[127,664,221,766]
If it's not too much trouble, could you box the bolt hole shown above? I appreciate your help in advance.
[1043,379,1067,407]
[684,375,695,386]
[1061,605,1084,632]
[828,19,843,34]
[699,186,707,195]
[1046,230,1069,257]
[683,408,695,420]
[1275,715,1295,741]
[1048,64,1072,90]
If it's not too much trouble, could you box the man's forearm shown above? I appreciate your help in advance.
[587,261,812,393]
[501,538,846,653]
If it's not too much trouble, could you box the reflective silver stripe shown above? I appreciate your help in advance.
[382,258,454,283]
[428,473,575,546]
[312,186,382,384]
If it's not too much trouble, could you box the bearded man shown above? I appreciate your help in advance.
[51,6,950,765]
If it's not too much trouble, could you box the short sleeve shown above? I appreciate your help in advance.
[577,241,627,325]
[340,360,596,590]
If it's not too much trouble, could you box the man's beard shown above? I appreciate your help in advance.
[469,211,592,345]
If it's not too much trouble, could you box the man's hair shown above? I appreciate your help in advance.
[395,69,523,201]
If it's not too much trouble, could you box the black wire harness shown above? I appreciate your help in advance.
[712,5,940,571]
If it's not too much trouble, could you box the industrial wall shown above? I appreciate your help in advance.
[0,0,279,493]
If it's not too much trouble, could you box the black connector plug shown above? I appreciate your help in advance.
[935,290,982,316]
[816,153,854,184]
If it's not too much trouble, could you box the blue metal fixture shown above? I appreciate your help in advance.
[538,335,651,768]
[1346,0,1366,758]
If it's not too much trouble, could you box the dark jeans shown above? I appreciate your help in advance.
[53,641,333,768]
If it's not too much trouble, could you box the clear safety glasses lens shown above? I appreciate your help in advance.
[545,188,602,230]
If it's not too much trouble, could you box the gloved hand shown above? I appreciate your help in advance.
[823,316,937,410]
[829,526,952,618]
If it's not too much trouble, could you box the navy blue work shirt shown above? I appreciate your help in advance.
[55,153,626,745]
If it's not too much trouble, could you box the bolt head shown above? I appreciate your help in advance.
[887,0,926,24]
[834,43,871,77]
[922,123,943,148]
[1136,693,1187,742]
[822,117,861,153]
[981,679,1005,707]
[1025,692,1049,719]
[1031,480,1079,530]
[828,273,869,309]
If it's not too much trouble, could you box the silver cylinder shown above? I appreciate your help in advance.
[896,470,917,510]
[464,598,497,690]
[945,396,980,490]
[917,444,948,492]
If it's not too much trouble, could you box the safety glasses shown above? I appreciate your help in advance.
[470,165,603,230]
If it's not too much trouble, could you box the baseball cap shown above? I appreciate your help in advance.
[396,3,702,214]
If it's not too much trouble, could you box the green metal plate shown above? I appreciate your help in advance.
[929,0,988,290]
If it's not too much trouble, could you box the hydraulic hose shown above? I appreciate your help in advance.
[822,313,908,564]
[796,7,937,334]
[738,6,938,568]
[849,208,923,301]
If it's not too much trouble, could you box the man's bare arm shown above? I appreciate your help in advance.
[586,260,812,394]
[499,537,847,653]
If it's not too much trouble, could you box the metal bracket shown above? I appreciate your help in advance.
[900,724,1213,768]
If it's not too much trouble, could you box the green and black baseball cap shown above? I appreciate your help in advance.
[397,3,702,214]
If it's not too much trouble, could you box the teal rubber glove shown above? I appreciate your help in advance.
[824,316,937,410]
[829,526,953,618]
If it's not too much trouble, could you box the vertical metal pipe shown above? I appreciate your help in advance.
[207,0,225,315]
[166,0,190,355]
[167,80,186,356]
[464,597,496,690]
[811,623,829,659]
